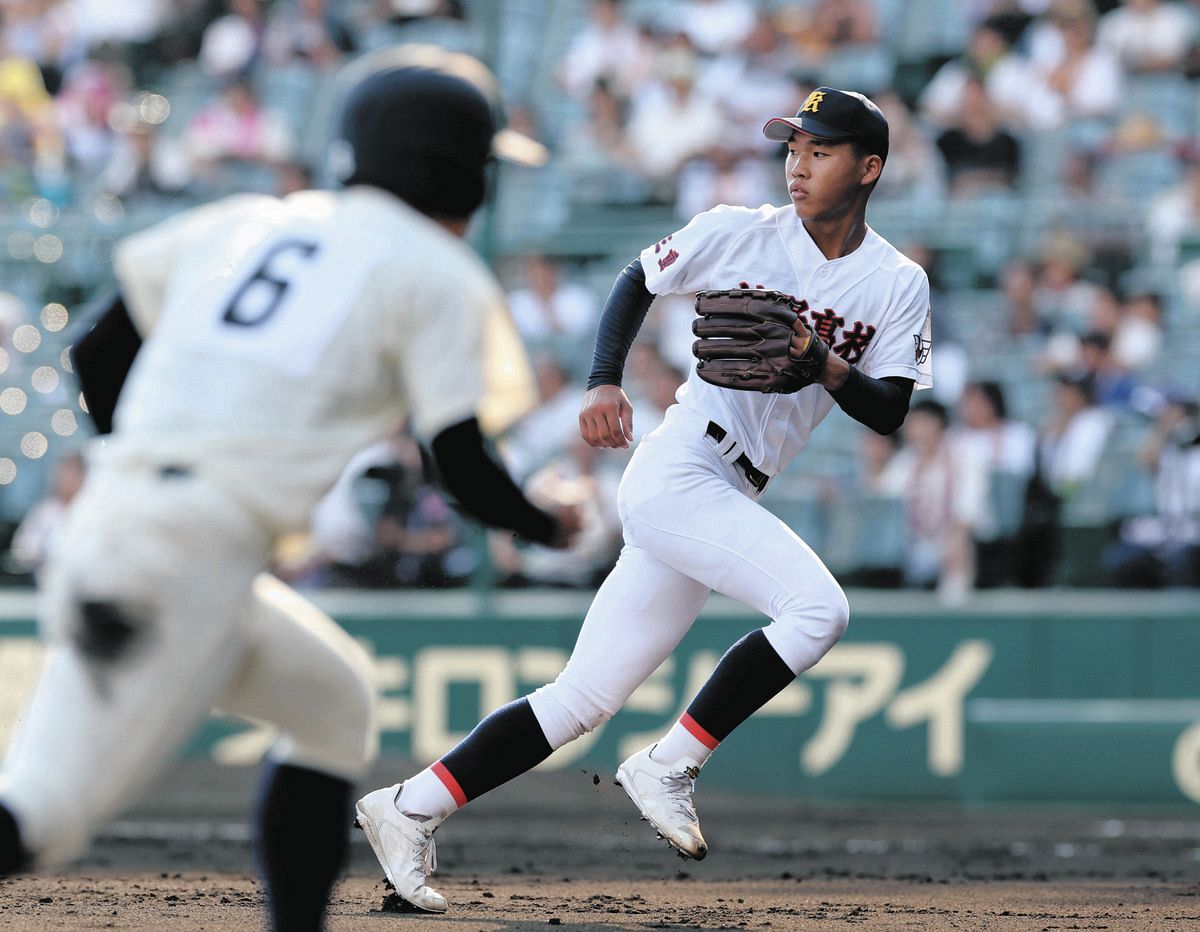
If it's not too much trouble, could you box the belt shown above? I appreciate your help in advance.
[705,421,769,493]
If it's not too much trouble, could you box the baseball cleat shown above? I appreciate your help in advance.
[354,784,448,913]
[615,744,708,860]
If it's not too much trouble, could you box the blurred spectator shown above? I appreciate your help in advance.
[198,0,265,79]
[1103,394,1200,586]
[94,112,191,201]
[501,354,585,483]
[185,78,295,173]
[877,400,989,603]
[935,75,1022,197]
[1,0,83,93]
[9,449,84,574]
[557,0,653,101]
[71,0,167,48]
[1037,371,1114,497]
[1113,291,1164,367]
[1095,0,1196,74]
[557,78,648,204]
[1145,146,1200,267]
[54,50,131,177]
[695,12,798,147]
[675,142,772,219]
[1032,231,1104,334]
[956,381,1037,586]
[263,0,354,69]
[352,0,477,56]
[294,426,466,588]
[920,18,1032,129]
[275,159,313,196]
[777,0,886,90]
[870,92,945,203]
[624,44,724,188]
[1076,329,1139,406]
[1025,0,1122,130]
[670,0,757,56]
[506,255,598,343]
[1001,258,1046,339]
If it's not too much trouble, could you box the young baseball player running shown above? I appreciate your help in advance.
[355,86,933,912]
[0,47,580,932]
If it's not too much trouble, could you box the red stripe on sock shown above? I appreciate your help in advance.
[431,761,468,808]
[680,712,720,750]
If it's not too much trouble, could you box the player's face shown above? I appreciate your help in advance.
[785,134,879,221]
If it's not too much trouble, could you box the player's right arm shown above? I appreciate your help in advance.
[579,258,656,449]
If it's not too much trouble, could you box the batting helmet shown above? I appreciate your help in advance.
[328,45,547,220]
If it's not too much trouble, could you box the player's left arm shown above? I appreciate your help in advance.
[818,356,913,435]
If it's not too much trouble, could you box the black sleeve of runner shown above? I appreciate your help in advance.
[430,417,558,544]
[586,258,656,390]
[828,368,913,435]
[69,290,142,436]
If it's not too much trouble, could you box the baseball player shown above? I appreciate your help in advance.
[0,47,578,932]
[356,86,933,912]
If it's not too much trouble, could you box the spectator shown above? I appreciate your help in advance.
[294,427,466,588]
[870,92,945,203]
[956,381,1037,586]
[877,400,990,603]
[1032,231,1104,335]
[263,0,354,69]
[505,255,597,343]
[557,78,648,204]
[1145,146,1200,267]
[1038,372,1113,498]
[675,141,772,219]
[557,0,652,100]
[94,112,191,202]
[10,449,84,575]
[501,355,585,483]
[1096,0,1196,74]
[54,51,131,178]
[920,18,1032,129]
[1025,0,1122,130]
[1103,393,1200,586]
[185,78,295,174]
[1077,329,1138,406]
[198,0,266,79]
[1001,258,1046,339]
[353,0,478,56]
[624,44,724,188]
[1,0,83,93]
[669,0,757,56]
[935,75,1022,196]
[1112,291,1164,371]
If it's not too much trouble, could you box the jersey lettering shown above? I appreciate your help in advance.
[657,249,680,271]
[832,321,877,363]
[808,307,844,346]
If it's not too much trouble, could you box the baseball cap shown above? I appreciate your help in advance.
[763,87,889,162]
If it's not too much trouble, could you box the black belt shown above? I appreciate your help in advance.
[706,421,769,493]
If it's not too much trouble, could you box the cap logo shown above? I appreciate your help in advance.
[800,90,825,113]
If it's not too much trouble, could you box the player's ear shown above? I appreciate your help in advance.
[860,154,883,187]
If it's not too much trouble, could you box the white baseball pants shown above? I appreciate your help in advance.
[529,407,849,748]
[0,467,377,867]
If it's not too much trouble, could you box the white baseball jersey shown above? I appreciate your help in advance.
[640,203,933,476]
[108,186,535,532]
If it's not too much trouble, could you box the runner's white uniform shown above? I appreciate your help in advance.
[0,187,534,866]
[528,203,933,748]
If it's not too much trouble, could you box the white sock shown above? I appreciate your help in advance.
[396,766,459,822]
[649,716,717,769]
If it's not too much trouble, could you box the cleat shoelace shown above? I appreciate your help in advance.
[658,770,700,823]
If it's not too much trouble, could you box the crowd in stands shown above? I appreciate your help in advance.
[2,0,1199,600]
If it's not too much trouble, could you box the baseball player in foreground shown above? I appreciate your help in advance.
[0,47,579,931]
[355,86,934,912]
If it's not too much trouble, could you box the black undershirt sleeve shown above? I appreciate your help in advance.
[828,367,913,435]
[69,290,142,435]
[586,258,656,390]
[430,417,557,544]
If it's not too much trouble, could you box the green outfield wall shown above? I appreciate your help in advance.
[1,589,1198,803]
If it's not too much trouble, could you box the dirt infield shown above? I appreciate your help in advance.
[1,762,1199,929]
[2,874,1199,930]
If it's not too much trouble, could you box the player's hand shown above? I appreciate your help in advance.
[545,502,585,550]
[579,384,634,449]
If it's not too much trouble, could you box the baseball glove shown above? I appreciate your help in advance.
[692,289,829,393]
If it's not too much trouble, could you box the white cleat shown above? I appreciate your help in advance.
[615,744,708,860]
[354,784,448,913]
